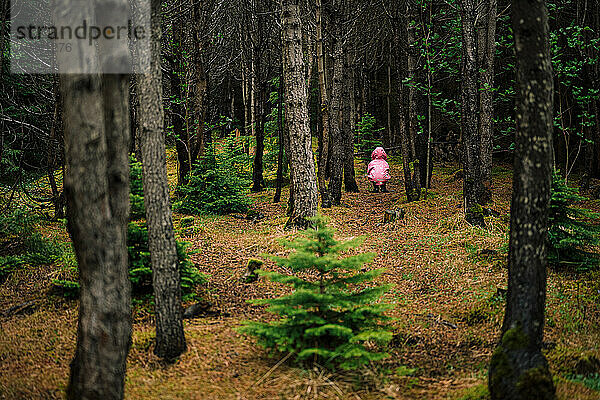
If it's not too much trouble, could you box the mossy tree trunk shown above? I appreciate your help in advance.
[138,0,186,362]
[488,0,556,398]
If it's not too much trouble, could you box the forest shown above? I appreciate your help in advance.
[1,0,600,398]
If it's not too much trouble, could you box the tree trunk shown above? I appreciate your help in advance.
[328,36,344,205]
[488,1,556,398]
[397,2,420,202]
[386,42,392,149]
[56,1,132,398]
[460,0,485,227]
[47,81,66,220]
[192,0,208,159]
[274,65,285,203]
[477,0,497,204]
[138,0,186,362]
[0,0,7,74]
[281,0,318,227]
[343,50,359,192]
[315,0,331,207]
[170,14,192,185]
[252,73,265,192]
[407,10,418,161]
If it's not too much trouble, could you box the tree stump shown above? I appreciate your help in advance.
[241,259,263,283]
[383,209,406,224]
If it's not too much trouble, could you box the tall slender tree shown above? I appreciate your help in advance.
[477,0,498,204]
[281,0,318,227]
[460,0,485,226]
[315,0,331,207]
[138,0,187,361]
[488,0,556,398]
[343,50,359,193]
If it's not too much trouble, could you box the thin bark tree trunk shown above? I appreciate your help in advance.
[0,0,7,74]
[386,42,392,149]
[57,1,132,398]
[328,36,344,205]
[315,0,331,207]
[460,0,485,227]
[170,14,192,185]
[192,0,208,158]
[478,0,497,204]
[274,66,285,203]
[138,0,186,362]
[47,81,66,219]
[252,60,265,192]
[407,6,418,161]
[398,2,421,202]
[281,0,318,227]
[343,50,359,192]
[489,1,556,398]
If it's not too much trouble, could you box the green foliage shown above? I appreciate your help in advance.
[53,222,207,301]
[567,373,600,392]
[129,155,146,220]
[240,216,394,370]
[548,171,600,271]
[52,279,80,299]
[455,384,490,400]
[174,132,252,215]
[0,208,62,282]
[127,221,207,301]
[355,113,384,157]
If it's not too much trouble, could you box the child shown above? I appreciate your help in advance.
[367,147,391,193]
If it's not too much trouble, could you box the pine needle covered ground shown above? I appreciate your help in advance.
[1,155,599,399]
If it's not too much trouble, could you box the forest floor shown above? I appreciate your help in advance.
[1,155,600,399]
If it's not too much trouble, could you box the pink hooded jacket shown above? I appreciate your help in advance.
[367,147,391,185]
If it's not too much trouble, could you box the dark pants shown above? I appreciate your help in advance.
[372,183,388,193]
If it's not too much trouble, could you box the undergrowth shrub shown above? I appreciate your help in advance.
[53,222,207,301]
[129,155,146,220]
[0,208,62,282]
[240,216,394,370]
[126,221,207,301]
[548,170,600,271]
[355,113,384,158]
[174,132,252,215]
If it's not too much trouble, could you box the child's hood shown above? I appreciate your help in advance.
[371,147,387,161]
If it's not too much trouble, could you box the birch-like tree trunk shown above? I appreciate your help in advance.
[489,0,556,398]
[281,0,318,227]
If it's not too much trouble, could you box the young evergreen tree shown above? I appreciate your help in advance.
[548,171,600,270]
[240,216,393,370]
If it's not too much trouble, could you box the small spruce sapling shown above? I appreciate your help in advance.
[240,216,394,370]
[548,170,600,271]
